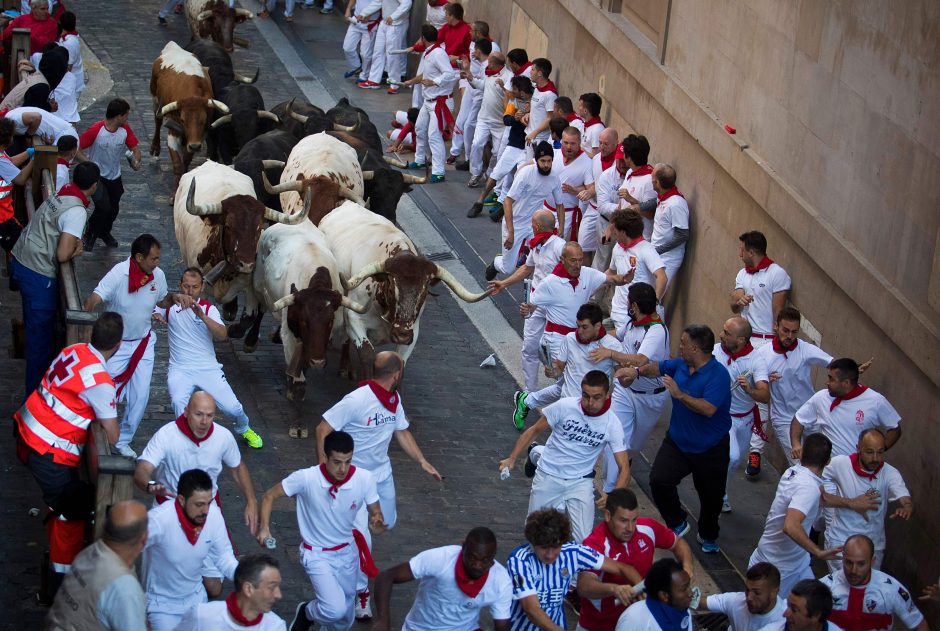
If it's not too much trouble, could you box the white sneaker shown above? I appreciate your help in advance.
[721,498,732,513]
[355,592,372,620]
[117,445,137,459]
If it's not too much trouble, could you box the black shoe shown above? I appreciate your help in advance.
[101,234,119,247]
[565,591,582,615]
[524,442,538,478]
[484,263,498,281]
[455,159,470,171]
[84,234,97,252]
[289,601,313,631]
[158,16,167,25]
[466,202,484,218]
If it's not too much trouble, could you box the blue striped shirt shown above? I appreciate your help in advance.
[507,542,604,631]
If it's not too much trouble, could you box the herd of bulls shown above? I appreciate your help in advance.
[149,0,490,417]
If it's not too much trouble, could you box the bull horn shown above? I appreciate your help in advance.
[234,67,260,84]
[287,99,309,124]
[361,170,374,181]
[261,159,286,170]
[257,110,280,123]
[263,189,310,224]
[204,260,229,286]
[345,260,387,289]
[261,170,303,195]
[208,99,230,114]
[401,171,428,184]
[234,8,253,18]
[338,185,365,206]
[158,101,179,117]
[434,265,492,302]
[332,121,356,132]
[185,179,224,216]
[209,114,232,129]
[340,295,369,314]
[383,155,407,168]
[272,294,297,311]
[197,9,212,20]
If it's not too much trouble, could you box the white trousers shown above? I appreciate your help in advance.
[300,544,358,631]
[342,25,375,81]
[167,365,251,434]
[526,381,561,410]
[493,220,533,275]
[750,549,813,598]
[414,99,451,177]
[353,474,397,592]
[522,308,547,392]
[662,254,685,294]
[578,206,599,253]
[470,119,504,178]
[592,214,614,272]
[367,21,407,84]
[148,611,185,631]
[450,88,481,158]
[772,416,800,467]
[726,416,753,498]
[491,145,526,202]
[528,468,595,542]
[108,334,156,449]
[748,336,773,454]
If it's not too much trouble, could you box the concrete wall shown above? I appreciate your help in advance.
[463,0,940,607]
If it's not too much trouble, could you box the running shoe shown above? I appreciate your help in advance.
[445,155,457,165]
[466,202,484,217]
[240,428,264,449]
[289,602,313,631]
[482,192,499,206]
[386,85,399,95]
[343,67,361,79]
[354,592,372,620]
[671,520,691,538]
[430,174,445,183]
[467,175,483,188]
[745,451,761,478]
[722,497,732,513]
[697,533,720,553]
[512,390,529,430]
[357,80,381,89]
[406,161,428,169]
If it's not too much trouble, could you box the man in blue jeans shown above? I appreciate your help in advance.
[615,323,732,553]
[11,161,99,398]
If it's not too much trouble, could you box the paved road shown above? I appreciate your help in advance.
[0,1,787,628]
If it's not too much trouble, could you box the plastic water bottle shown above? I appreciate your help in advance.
[264,537,277,549]
[499,467,511,481]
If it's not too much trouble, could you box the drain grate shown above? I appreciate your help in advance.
[424,251,456,262]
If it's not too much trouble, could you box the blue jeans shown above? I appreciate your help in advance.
[12,257,59,399]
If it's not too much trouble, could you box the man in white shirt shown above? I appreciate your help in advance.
[449,24,499,167]
[578,92,605,156]
[731,230,792,476]
[175,554,287,630]
[371,526,512,631]
[618,134,656,240]
[314,351,441,620]
[551,127,595,247]
[761,579,843,631]
[616,558,693,631]
[158,267,262,448]
[607,209,667,329]
[466,50,513,189]
[406,25,457,182]
[358,0,412,89]
[821,428,913,572]
[341,0,380,83]
[696,562,785,631]
[791,357,900,460]
[821,534,927,631]
[500,370,630,542]
[142,469,239,631]
[83,234,194,457]
[649,163,689,293]
[579,127,619,273]
[713,316,770,513]
[257,430,386,631]
[6,105,79,144]
[752,307,833,466]
[749,433,843,598]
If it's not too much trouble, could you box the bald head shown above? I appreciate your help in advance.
[104,500,148,547]
[185,391,216,438]
[373,351,404,380]
[488,51,505,68]
[845,534,875,559]
[728,315,752,339]
[598,128,619,158]
[654,163,677,190]
[533,210,556,232]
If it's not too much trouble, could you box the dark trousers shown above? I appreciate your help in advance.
[650,433,730,541]
[87,176,124,238]
[11,257,58,399]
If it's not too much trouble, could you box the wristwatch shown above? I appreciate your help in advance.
[147,480,157,493]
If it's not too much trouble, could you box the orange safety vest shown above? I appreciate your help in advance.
[14,344,115,467]
[0,152,15,223]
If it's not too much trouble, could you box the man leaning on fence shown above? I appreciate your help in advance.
[12,160,100,398]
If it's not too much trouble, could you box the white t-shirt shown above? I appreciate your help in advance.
[616,600,692,631]
[57,201,87,238]
[538,396,625,479]
[142,501,237,614]
[609,239,664,324]
[531,266,607,329]
[712,345,770,415]
[76,345,118,417]
[55,161,70,194]
[550,150,594,209]
[734,264,792,335]
[6,106,78,142]
[821,569,924,631]
[50,72,80,123]
[139,420,241,498]
[59,32,84,86]
[420,47,457,100]
[754,340,832,425]
[621,168,656,239]
[582,119,605,153]
[80,120,139,180]
[650,194,690,267]
[165,300,223,370]
[706,593,785,631]
[404,545,512,631]
[615,319,669,391]
[751,464,823,572]
[525,234,566,292]
[322,384,410,481]
[795,387,901,458]
[822,455,910,553]
[595,164,626,221]
[280,465,378,549]
[507,164,563,229]
[527,84,557,143]
[93,259,169,340]
[557,332,622,397]
[175,600,287,630]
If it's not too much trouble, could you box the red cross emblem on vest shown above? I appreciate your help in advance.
[48,352,78,385]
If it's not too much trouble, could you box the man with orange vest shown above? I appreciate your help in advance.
[13,311,124,597]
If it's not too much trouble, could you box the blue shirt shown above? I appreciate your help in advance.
[659,356,732,453]
[506,542,603,631]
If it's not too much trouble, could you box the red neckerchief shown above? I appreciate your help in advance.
[319,463,356,499]
[632,313,663,328]
[528,230,556,249]
[849,452,884,481]
[563,149,583,166]
[564,112,583,124]
[772,337,797,358]
[627,164,653,180]
[584,116,603,128]
[175,413,214,446]
[657,186,684,202]
[617,235,644,251]
[830,384,868,412]
[537,80,558,94]
[359,380,399,413]
[745,256,775,274]
[429,0,448,5]
[551,261,579,289]
[515,62,532,76]
[225,592,262,627]
[600,153,615,172]
[127,257,155,294]
[576,325,606,344]
[174,500,202,546]
[455,552,489,598]
[720,342,754,365]
[424,41,442,56]
[56,157,69,167]
[484,66,500,76]
[57,30,78,40]
[56,182,90,207]
[582,396,613,416]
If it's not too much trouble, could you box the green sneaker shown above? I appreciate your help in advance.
[482,192,499,206]
[240,428,264,449]
[513,390,530,430]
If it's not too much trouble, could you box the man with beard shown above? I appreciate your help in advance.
[314,351,441,620]
[486,141,563,280]
[696,562,785,631]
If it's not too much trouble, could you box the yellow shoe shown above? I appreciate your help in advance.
[240,428,264,449]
